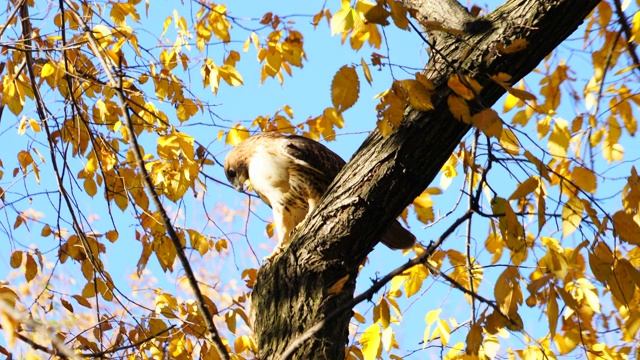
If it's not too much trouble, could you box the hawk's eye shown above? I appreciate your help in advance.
[227,169,236,179]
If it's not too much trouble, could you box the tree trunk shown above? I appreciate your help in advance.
[252,0,600,358]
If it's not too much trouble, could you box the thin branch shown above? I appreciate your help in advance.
[279,210,474,360]
[611,0,640,70]
[64,3,231,359]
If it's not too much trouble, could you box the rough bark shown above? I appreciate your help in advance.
[252,0,600,358]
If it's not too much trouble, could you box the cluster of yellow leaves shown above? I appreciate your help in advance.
[376,73,434,136]
[255,29,306,84]
[201,51,244,94]
[330,0,409,50]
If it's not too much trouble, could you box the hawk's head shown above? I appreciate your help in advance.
[224,145,250,193]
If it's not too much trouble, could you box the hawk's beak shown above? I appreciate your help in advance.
[234,183,244,192]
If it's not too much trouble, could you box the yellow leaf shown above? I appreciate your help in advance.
[413,190,435,224]
[360,323,381,360]
[471,109,503,138]
[609,259,637,303]
[603,140,624,163]
[465,322,483,355]
[381,326,394,353]
[548,118,570,157]
[509,176,539,200]
[503,93,519,113]
[423,309,441,344]
[447,75,482,100]
[572,167,597,193]
[331,65,360,112]
[589,242,614,283]
[331,1,354,35]
[25,253,37,282]
[548,286,558,337]
[612,210,640,244]
[499,128,520,155]
[266,222,275,238]
[18,116,28,135]
[401,79,433,111]
[562,196,584,237]
[494,267,522,316]
[226,124,250,146]
[176,99,199,122]
[105,230,119,243]
[10,251,22,269]
[447,95,470,123]
[497,39,529,53]
[378,298,391,329]
[404,264,429,297]
[72,294,92,308]
[40,62,56,78]
[84,177,97,197]
[327,275,350,294]
[386,0,408,30]
[225,310,237,334]
[506,86,537,102]
[618,98,636,135]
[361,58,373,84]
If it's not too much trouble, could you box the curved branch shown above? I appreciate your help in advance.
[63,2,231,359]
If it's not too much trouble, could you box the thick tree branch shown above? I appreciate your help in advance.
[279,210,473,359]
[252,0,601,358]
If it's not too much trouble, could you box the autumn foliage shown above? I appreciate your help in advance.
[0,0,639,359]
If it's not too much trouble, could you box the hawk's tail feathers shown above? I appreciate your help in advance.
[381,220,416,250]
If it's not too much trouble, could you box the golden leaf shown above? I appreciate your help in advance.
[612,210,640,244]
[84,177,97,197]
[494,267,522,316]
[400,79,433,111]
[10,251,22,269]
[609,259,637,304]
[331,0,355,36]
[497,39,529,54]
[547,285,558,337]
[447,95,471,123]
[226,124,250,146]
[361,58,373,85]
[572,167,597,193]
[499,128,520,155]
[447,75,483,100]
[327,275,350,294]
[25,253,38,283]
[509,176,539,200]
[548,118,570,157]
[105,230,119,243]
[413,190,435,224]
[386,0,408,30]
[562,197,583,237]
[331,65,360,112]
[60,298,74,313]
[404,264,429,297]
[360,323,381,360]
[472,109,503,138]
[72,294,92,309]
[377,298,391,329]
[465,322,483,355]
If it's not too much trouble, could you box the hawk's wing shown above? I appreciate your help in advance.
[282,135,346,182]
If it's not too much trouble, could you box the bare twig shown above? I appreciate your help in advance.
[611,0,640,70]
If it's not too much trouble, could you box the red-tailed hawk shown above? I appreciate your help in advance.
[224,132,415,261]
